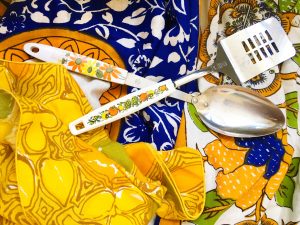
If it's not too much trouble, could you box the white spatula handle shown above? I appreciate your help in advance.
[69,80,176,135]
[24,43,129,84]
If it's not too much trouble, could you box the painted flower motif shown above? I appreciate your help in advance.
[139,93,148,102]
[101,111,109,119]
[122,112,151,143]
[204,129,293,210]
[81,59,98,75]
[99,64,121,81]
[108,106,119,116]
[67,54,87,73]
[158,84,167,92]
[236,135,285,179]
[87,85,168,126]
[163,25,188,47]
[1,11,26,33]
[128,54,151,74]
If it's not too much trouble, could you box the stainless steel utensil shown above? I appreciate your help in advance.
[24,17,291,137]
[70,16,293,136]
[23,17,296,96]
[190,85,285,137]
[178,17,295,85]
[69,75,285,137]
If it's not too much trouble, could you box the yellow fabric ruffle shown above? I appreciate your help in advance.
[0,60,205,225]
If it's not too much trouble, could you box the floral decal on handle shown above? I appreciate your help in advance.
[60,52,127,83]
[65,53,87,73]
[87,84,169,125]
[99,63,122,81]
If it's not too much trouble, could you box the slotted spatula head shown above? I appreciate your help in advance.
[214,17,296,84]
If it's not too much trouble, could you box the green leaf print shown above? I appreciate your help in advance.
[287,158,300,177]
[292,0,300,13]
[187,103,208,132]
[285,91,298,130]
[96,69,104,79]
[193,190,234,225]
[0,90,14,119]
[279,0,298,12]
[263,0,280,12]
[292,43,300,66]
[275,176,295,209]
[292,44,300,67]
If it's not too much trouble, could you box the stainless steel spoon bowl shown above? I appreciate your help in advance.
[190,85,285,137]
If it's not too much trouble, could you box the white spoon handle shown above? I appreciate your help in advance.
[69,80,176,135]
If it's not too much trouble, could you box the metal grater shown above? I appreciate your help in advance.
[190,17,296,85]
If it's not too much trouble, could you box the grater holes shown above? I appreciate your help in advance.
[260,47,268,58]
[254,50,262,61]
[248,53,256,64]
[265,30,272,41]
[259,32,267,43]
[271,42,279,53]
[253,35,261,46]
[247,38,255,49]
[266,44,274,55]
[242,41,250,52]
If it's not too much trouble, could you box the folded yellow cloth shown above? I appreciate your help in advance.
[0,60,205,225]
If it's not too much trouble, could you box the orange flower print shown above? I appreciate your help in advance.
[99,64,121,81]
[139,93,148,102]
[204,129,293,210]
[108,106,119,116]
[67,54,87,73]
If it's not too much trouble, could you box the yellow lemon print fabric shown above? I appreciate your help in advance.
[0,60,205,225]
[0,29,129,141]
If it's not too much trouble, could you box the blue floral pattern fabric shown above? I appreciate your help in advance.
[0,0,199,150]
[236,135,286,179]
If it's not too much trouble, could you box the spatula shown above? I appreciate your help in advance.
[68,17,294,136]
[24,18,295,89]
[176,17,295,85]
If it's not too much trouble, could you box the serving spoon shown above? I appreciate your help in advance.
[189,85,284,137]
[69,75,285,137]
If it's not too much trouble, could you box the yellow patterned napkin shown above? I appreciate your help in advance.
[0,60,205,225]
